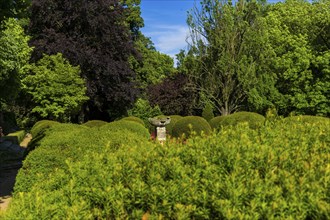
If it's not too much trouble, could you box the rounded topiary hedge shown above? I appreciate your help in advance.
[26,120,60,154]
[120,116,145,127]
[283,115,330,125]
[171,116,212,139]
[102,120,150,139]
[165,115,183,136]
[217,111,265,130]
[82,120,107,128]
[209,115,228,131]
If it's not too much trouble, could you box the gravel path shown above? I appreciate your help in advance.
[0,134,31,211]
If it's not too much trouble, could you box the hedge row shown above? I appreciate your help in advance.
[3,118,329,219]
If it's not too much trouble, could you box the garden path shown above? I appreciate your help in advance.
[0,134,32,211]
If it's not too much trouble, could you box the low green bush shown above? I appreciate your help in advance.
[120,116,145,127]
[4,121,329,219]
[218,111,265,129]
[102,120,150,139]
[82,120,107,128]
[4,130,26,144]
[171,116,212,139]
[25,120,60,154]
[165,115,183,136]
[209,115,228,131]
[14,123,147,194]
[30,120,60,138]
[283,115,330,125]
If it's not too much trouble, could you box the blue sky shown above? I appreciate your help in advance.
[140,0,197,61]
[140,0,282,63]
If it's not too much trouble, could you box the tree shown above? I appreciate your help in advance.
[28,0,140,121]
[0,18,32,108]
[130,33,176,89]
[186,0,272,115]
[264,0,330,116]
[0,0,31,23]
[147,73,197,116]
[22,53,89,121]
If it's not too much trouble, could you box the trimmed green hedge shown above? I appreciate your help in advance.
[120,116,145,127]
[26,120,60,154]
[165,115,183,136]
[171,116,212,139]
[217,111,265,130]
[82,120,107,128]
[209,115,228,131]
[14,122,147,194]
[4,120,330,219]
[2,130,26,145]
[283,115,330,125]
[102,120,150,139]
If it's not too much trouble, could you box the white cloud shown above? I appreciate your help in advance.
[144,24,190,56]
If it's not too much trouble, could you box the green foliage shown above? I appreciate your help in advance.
[27,120,60,154]
[82,120,107,128]
[186,0,270,115]
[127,98,163,126]
[4,130,26,144]
[219,111,265,129]
[209,115,228,131]
[13,122,147,194]
[130,34,175,89]
[165,115,183,136]
[282,115,330,125]
[0,18,32,104]
[172,116,212,139]
[120,116,145,127]
[4,120,330,219]
[202,102,214,122]
[22,53,89,121]
[102,120,150,139]
[263,0,330,116]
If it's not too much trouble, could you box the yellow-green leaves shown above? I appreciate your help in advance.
[22,53,89,121]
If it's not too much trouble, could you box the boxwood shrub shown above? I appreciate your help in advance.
[3,130,26,145]
[171,116,212,139]
[218,111,265,129]
[26,120,60,154]
[120,116,145,127]
[4,121,329,219]
[209,115,228,131]
[82,120,107,128]
[165,115,183,136]
[101,120,150,139]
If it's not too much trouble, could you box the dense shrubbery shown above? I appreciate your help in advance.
[283,115,330,125]
[102,120,150,139]
[209,115,227,131]
[120,116,145,126]
[82,120,107,128]
[171,116,212,139]
[3,130,26,144]
[3,119,329,219]
[26,120,60,154]
[214,111,265,130]
[165,115,183,136]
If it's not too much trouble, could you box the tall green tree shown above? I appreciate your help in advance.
[264,0,330,116]
[0,18,32,108]
[186,0,271,115]
[22,53,89,121]
[28,0,140,121]
[130,34,176,89]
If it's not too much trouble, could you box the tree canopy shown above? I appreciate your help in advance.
[22,53,89,121]
[28,0,140,120]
